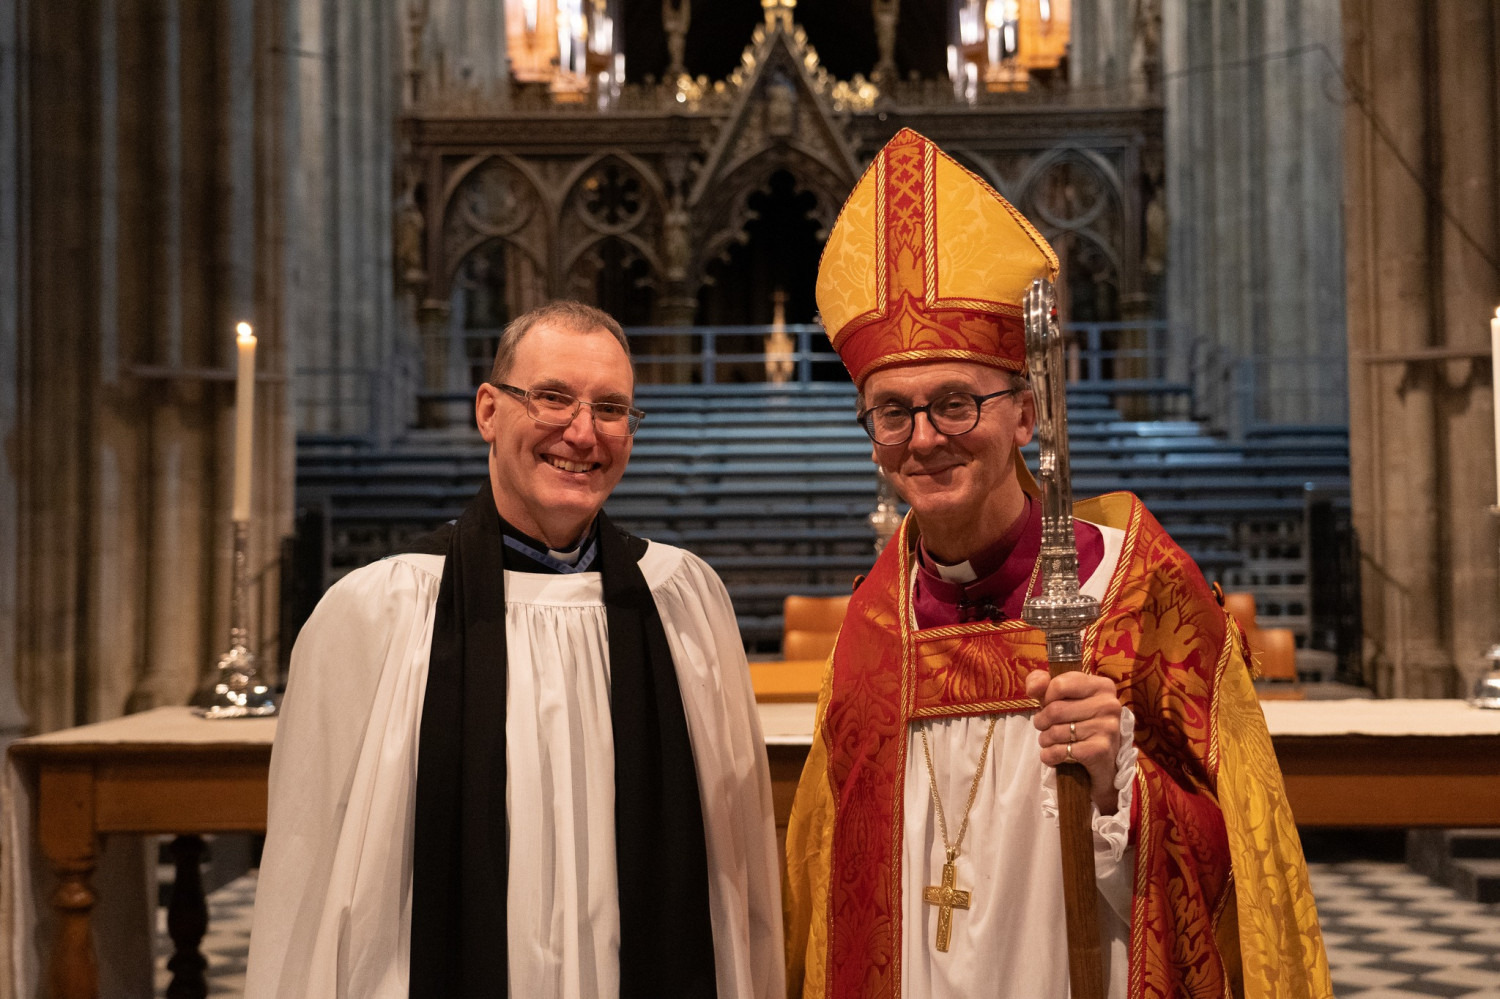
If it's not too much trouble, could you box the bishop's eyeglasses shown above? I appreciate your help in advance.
[496,383,646,437]
[857,388,1021,446]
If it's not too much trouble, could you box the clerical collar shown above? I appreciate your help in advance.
[918,497,1033,584]
[913,499,1041,627]
[500,520,599,574]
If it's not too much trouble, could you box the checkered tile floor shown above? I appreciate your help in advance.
[156,862,1500,997]
[1312,862,1500,998]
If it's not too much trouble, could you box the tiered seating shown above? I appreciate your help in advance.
[295,382,1349,650]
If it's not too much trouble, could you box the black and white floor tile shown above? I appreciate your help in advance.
[1312,862,1500,999]
[156,862,1500,998]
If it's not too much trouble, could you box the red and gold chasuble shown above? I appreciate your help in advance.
[784,493,1331,999]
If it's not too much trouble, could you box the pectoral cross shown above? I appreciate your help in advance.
[922,851,972,952]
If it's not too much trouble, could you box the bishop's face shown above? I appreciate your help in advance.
[476,324,635,548]
[861,360,1035,560]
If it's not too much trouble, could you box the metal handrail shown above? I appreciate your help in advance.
[296,320,1349,441]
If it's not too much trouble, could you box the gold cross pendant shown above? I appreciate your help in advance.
[922,856,972,952]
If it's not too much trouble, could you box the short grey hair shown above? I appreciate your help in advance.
[487,301,630,384]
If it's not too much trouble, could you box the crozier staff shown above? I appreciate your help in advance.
[247,301,784,999]
[784,128,1332,999]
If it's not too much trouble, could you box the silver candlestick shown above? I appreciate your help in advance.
[1472,505,1500,708]
[869,468,903,555]
[197,519,277,719]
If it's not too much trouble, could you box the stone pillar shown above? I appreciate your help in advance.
[19,0,105,733]
[0,0,30,744]
[138,0,216,713]
[254,0,298,646]
[288,0,399,436]
[10,0,305,731]
[423,0,512,105]
[1343,0,1500,696]
[1070,0,1134,94]
[1164,0,1347,430]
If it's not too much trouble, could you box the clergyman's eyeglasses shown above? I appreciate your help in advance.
[495,383,645,438]
[857,388,1021,446]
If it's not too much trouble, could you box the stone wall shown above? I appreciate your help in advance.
[1164,0,1348,431]
[0,1,25,742]
[0,0,286,731]
[0,0,400,732]
[1343,0,1500,697]
[418,0,512,106]
[288,1,402,437]
[1071,0,1159,98]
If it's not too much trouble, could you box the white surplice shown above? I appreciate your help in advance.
[901,520,1136,998]
[245,542,783,999]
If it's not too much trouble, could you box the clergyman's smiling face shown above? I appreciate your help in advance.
[476,323,634,547]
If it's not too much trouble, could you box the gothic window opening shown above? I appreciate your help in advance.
[1053,230,1119,323]
[697,169,827,382]
[560,154,663,325]
[1027,153,1122,314]
[568,236,657,325]
[581,161,644,226]
[448,238,548,388]
[1023,150,1131,384]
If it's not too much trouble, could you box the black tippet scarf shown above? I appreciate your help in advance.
[407,481,718,997]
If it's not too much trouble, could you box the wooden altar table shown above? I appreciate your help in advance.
[5,707,273,999]
[759,697,1500,845]
[7,699,1500,999]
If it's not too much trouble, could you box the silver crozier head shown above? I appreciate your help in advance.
[1020,279,1100,658]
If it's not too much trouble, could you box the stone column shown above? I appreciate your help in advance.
[138,0,215,713]
[252,0,298,674]
[11,0,305,730]
[0,0,30,744]
[288,0,398,437]
[1069,0,1134,94]
[1343,0,1500,696]
[19,0,104,733]
[1164,0,1347,430]
[425,0,511,105]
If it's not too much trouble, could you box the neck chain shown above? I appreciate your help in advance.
[918,715,1000,952]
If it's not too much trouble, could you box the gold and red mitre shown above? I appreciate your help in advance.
[817,127,1059,385]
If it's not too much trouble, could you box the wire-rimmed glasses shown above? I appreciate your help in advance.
[857,388,1021,446]
[496,383,646,437]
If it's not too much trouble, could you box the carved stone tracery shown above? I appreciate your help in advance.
[402,6,1156,396]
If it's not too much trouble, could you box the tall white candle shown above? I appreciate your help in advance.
[233,322,257,522]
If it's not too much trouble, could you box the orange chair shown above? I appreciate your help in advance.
[1222,591,1258,638]
[1253,626,1299,681]
[781,594,851,662]
[783,629,840,661]
[1223,590,1303,697]
[748,595,852,702]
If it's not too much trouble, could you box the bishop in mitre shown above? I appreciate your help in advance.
[784,129,1332,998]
